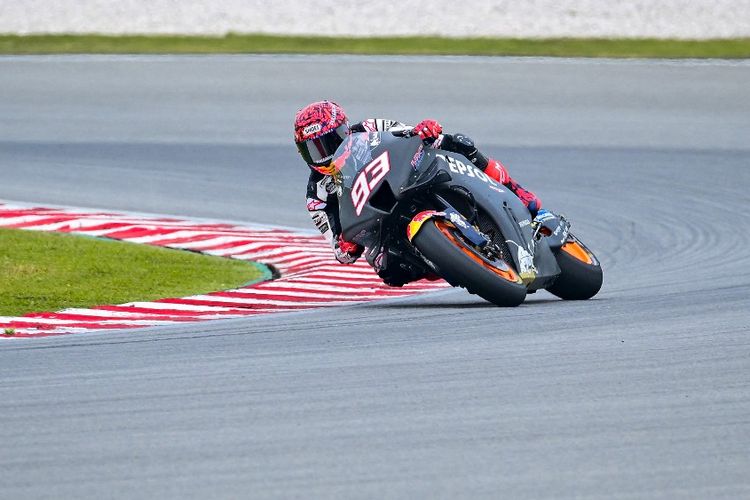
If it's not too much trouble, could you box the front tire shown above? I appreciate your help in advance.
[547,234,603,300]
[412,220,527,307]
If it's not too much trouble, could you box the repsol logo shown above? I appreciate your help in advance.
[437,154,499,186]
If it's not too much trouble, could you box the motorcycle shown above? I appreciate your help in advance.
[329,129,603,306]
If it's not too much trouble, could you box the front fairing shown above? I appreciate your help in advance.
[333,132,425,246]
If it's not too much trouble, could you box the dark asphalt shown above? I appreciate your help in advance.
[1,55,749,499]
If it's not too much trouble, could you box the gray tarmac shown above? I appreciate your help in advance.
[1,56,749,499]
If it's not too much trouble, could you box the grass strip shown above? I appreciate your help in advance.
[0,227,269,317]
[1,34,749,58]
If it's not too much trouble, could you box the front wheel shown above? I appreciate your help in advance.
[546,234,603,300]
[411,219,527,307]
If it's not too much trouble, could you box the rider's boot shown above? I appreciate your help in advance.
[485,158,542,217]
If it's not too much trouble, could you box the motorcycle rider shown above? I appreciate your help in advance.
[294,100,544,275]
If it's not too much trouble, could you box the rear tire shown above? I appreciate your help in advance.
[547,235,603,300]
[412,220,527,307]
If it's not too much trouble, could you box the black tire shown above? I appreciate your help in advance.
[547,235,603,300]
[412,220,527,307]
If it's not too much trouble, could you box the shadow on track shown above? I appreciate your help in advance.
[368,296,570,310]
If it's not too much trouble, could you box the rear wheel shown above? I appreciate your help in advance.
[412,219,527,307]
[547,234,603,300]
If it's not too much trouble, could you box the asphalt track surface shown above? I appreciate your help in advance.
[1,56,749,499]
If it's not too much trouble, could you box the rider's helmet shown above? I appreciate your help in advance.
[294,100,350,174]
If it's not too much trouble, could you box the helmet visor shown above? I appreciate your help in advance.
[297,124,349,167]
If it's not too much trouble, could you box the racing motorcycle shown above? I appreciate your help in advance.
[330,130,603,306]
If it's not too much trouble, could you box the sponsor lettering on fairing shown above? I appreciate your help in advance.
[437,154,499,185]
[410,144,425,169]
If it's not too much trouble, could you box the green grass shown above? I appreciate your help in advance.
[0,227,269,316]
[1,34,749,58]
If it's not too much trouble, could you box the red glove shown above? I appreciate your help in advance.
[413,119,442,141]
[333,234,363,264]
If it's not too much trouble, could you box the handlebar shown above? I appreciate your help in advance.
[390,127,415,138]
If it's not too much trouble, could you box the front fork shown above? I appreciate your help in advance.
[530,212,570,252]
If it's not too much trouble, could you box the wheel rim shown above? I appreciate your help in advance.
[434,221,522,284]
[561,240,594,265]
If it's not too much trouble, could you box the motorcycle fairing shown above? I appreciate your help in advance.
[334,131,561,290]
[423,151,560,289]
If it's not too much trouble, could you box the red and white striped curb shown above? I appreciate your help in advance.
[0,201,448,338]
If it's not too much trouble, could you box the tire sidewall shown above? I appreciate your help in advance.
[412,220,527,307]
[547,238,603,300]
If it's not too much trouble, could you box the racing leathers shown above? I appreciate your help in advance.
[306,118,542,269]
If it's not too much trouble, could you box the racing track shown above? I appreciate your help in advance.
[1,56,749,499]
